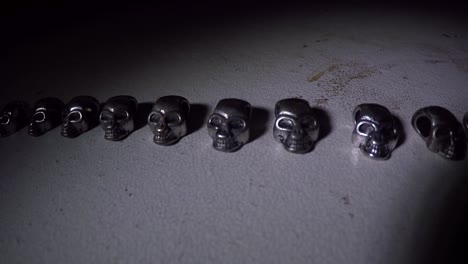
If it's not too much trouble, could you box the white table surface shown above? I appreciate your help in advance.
[1,6,468,264]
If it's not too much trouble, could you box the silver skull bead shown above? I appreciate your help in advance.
[273,98,319,154]
[28,97,64,137]
[352,104,399,160]
[62,96,100,138]
[412,106,465,160]
[148,95,190,145]
[207,98,252,152]
[99,95,138,141]
[0,101,29,137]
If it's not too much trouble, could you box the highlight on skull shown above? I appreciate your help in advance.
[352,103,400,160]
[147,95,190,145]
[273,98,319,154]
[412,106,466,160]
[61,96,100,138]
[99,95,138,141]
[28,97,64,137]
[207,98,252,152]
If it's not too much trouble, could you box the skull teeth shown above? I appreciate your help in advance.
[441,145,457,158]
[153,131,177,144]
[363,143,390,158]
[284,137,313,153]
[28,126,43,137]
[61,127,78,138]
[0,126,9,137]
[105,128,127,140]
[154,131,175,140]
[213,137,239,151]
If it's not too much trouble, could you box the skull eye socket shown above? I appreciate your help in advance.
[0,113,11,125]
[277,118,294,130]
[415,116,431,137]
[209,116,223,127]
[165,112,182,125]
[68,111,82,123]
[114,111,129,121]
[100,111,113,121]
[229,119,245,130]
[33,112,46,123]
[357,122,375,136]
[149,113,162,123]
[434,127,451,139]
[300,116,317,129]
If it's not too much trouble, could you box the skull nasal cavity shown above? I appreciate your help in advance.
[370,133,385,144]
[157,122,166,129]
[292,125,304,135]
[217,128,230,137]
[416,116,431,137]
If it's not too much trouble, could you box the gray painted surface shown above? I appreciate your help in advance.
[1,8,468,264]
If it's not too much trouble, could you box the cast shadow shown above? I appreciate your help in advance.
[249,107,270,143]
[187,103,209,136]
[455,122,467,160]
[134,102,153,132]
[415,164,468,264]
[312,107,331,142]
[393,115,406,149]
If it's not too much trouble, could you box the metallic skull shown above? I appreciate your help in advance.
[148,95,190,145]
[28,97,64,137]
[412,106,465,160]
[61,96,100,138]
[273,98,319,154]
[352,104,399,160]
[207,98,252,152]
[0,101,29,137]
[99,95,138,141]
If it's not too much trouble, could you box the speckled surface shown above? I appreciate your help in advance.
[1,7,468,264]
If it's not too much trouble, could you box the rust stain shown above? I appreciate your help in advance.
[308,64,337,82]
[308,70,326,82]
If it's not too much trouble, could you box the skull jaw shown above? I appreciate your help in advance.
[0,125,14,137]
[427,138,465,160]
[153,130,179,146]
[61,126,80,138]
[283,135,314,154]
[104,127,129,141]
[435,144,464,160]
[28,125,46,137]
[361,140,391,160]
[438,146,457,160]
[212,137,241,152]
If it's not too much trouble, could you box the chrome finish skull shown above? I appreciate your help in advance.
[352,104,399,160]
[28,97,64,137]
[207,98,252,152]
[0,101,29,137]
[273,98,319,154]
[412,106,465,160]
[99,95,137,141]
[148,95,190,145]
[61,96,100,138]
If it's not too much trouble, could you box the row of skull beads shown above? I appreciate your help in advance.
[0,95,467,160]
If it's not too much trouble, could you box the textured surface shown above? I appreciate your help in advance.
[1,7,468,264]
